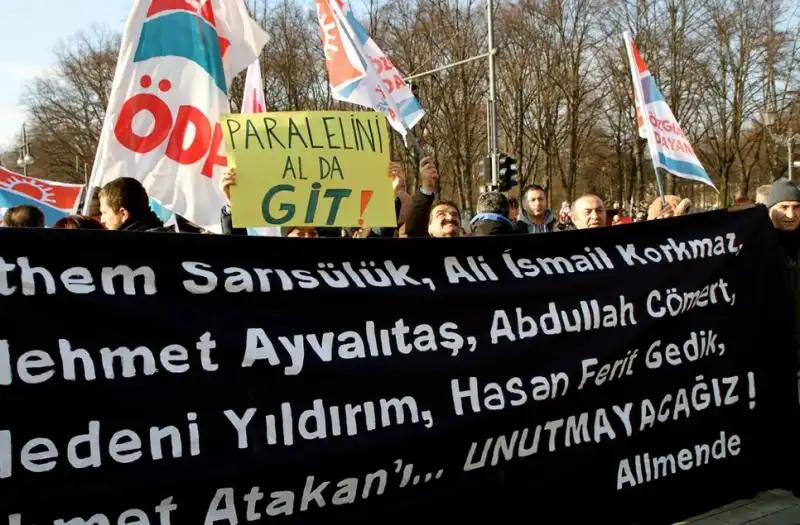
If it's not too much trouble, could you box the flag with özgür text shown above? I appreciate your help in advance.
[623,32,715,188]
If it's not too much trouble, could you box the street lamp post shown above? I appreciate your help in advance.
[777,131,800,181]
[16,124,34,177]
[762,110,800,181]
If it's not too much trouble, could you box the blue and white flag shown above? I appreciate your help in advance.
[624,32,715,188]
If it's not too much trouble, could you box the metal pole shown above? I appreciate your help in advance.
[21,124,28,177]
[404,52,492,81]
[789,138,794,182]
[486,0,499,187]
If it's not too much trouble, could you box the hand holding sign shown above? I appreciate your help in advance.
[221,111,395,228]
[389,161,404,195]
[220,168,236,206]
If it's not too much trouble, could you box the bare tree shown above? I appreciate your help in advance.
[9,0,799,209]
[696,0,764,204]
[20,26,119,183]
[496,3,541,188]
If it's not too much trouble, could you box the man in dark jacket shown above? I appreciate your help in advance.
[98,177,171,232]
[471,191,514,236]
[514,184,557,234]
[765,180,800,354]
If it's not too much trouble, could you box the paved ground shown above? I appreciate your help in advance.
[676,490,800,524]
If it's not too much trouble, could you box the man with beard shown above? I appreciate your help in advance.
[405,157,463,238]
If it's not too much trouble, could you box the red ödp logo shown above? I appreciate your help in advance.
[113,74,226,178]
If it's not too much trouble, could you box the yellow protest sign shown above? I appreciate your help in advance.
[222,111,395,229]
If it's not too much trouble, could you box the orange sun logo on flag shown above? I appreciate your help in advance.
[315,0,362,88]
[0,174,57,205]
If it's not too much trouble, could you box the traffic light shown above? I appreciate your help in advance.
[499,153,518,192]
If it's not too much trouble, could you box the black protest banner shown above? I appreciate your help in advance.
[0,207,798,525]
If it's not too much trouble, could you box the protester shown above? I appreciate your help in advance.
[220,162,406,238]
[733,188,753,206]
[391,161,413,230]
[763,180,800,372]
[471,192,514,236]
[52,215,104,230]
[219,168,248,236]
[3,205,44,228]
[85,192,102,223]
[396,189,412,226]
[427,200,462,238]
[508,196,519,222]
[756,185,772,206]
[558,201,574,229]
[569,194,607,230]
[405,157,464,238]
[281,226,319,238]
[514,184,557,234]
[399,157,463,238]
[98,177,170,232]
[767,180,800,234]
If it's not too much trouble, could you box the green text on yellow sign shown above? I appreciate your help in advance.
[222,111,395,228]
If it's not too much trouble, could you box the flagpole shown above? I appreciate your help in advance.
[486,0,499,188]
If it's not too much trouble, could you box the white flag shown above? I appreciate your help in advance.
[241,59,267,113]
[86,0,269,231]
[240,58,281,237]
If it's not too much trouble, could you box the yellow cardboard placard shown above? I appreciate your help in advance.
[221,111,395,228]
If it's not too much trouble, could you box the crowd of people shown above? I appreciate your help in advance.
[0,158,796,249]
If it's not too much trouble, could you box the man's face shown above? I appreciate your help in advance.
[99,196,127,230]
[525,189,547,217]
[428,204,461,237]
[770,200,800,231]
[572,196,606,229]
